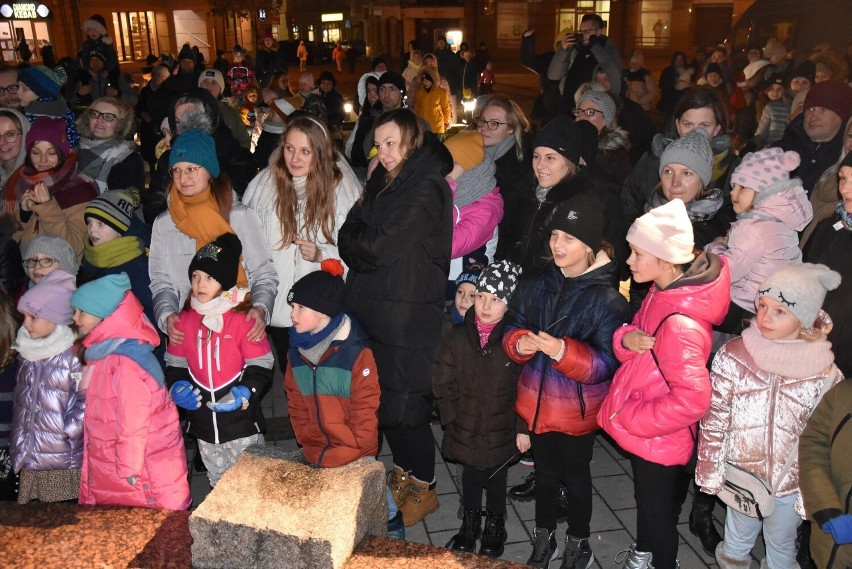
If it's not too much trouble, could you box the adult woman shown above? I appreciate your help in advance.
[623,50,659,111]
[243,115,361,364]
[339,108,452,527]
[76,96,145,194]
[256,72,295,170]
[657,51,690,118]
[148,129,277,345]
[0,108,30,211]
[345,75,381,179]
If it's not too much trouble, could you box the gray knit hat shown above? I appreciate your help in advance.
[477,260,522,304]
[578,90,617,129]
[23,235,79,276]
[659,129,714,187]
[758,263,842,328]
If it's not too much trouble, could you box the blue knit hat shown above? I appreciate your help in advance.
[169,129,220,178]
[71,273,131,318]
[18,65,67,99]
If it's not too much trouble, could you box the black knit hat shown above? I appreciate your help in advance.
[178,44,196,63]
[533,115,592,167]
[791,60,816,83]
[378,71,406,95]
[287,259,346,317]
[546,192,605,252]
[188,233,242,291]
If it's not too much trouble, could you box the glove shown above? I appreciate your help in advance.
[170,381,202,410]
[823,514,852,545]
[127,476,137,486]
[206,385,251,413]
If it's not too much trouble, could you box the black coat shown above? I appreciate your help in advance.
[0,214,25,296]
[779,114,845,197]
[494,133,536,261]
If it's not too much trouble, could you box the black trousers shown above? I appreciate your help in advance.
[461,464,508,515]
[383,423,435,482]
[267,325,290,371]
[531,430,596,536]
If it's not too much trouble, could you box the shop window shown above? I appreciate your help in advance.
[636,0,671,47]
[308,24,314,42]
[112,11,159,62]
[0,19,49,63]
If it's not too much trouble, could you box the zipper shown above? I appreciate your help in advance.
[609,288,655,421]
[310,360,333,466]
[767,374,778,485]
[205,329,220,444]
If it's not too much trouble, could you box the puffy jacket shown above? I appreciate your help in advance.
[11,325,84,473]
[284,316,380,468]
[779,113,845,196]
[413,81,452,134]
[598,253,731,466]
[493,132,536,262]
[505,254,631,435]
[450,180,503,259]
[78,293,190,510]
[434,311,521,470]
[696,317,842,516]
[242,152,362,327]
[706,178,812,312]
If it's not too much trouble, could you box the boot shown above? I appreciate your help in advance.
[509,470,536,501]
[555,485,570,522]
[689,492,723,556]
[387,510,405,540]
[448,508,481,553]
[399,475,439,526]
[797,521,816,569]
[714,541,751,569]
[615,544,654,569]
[560,534,593,569]
[527,527,558,568]
[478,511,507,558]
[387,465,411,507]
[193,448,208,473]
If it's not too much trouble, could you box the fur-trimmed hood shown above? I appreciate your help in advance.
[599,127,631,152]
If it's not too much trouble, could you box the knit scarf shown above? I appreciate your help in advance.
[84,337,165,386]
[168,187,247,287]
[741,321,835,379]
[484,135,516,163]
[474,315,498,348]
[290,311,346,364]
[647,188,724,221]
[84,236,145,268]
[12,325,75,362]
[711,147,729,185]
[77,137,136,193]
[190,287,248,333]
[836,201,852,231]
[6,153,95,212]
[454,154,497,208]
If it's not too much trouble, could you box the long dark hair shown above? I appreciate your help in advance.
[373,108,425,182]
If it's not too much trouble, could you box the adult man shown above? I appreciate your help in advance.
[137,64,172,170]
[0,67,22,109]
[318,71,345,130]
[459,49,480,99]
[361,71,431,161]
[164,44,201,96]
[75,51,117,106]
[197,68,251,150]
[435,36,462,99]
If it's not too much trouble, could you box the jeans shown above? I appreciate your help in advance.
[722,492,801,569]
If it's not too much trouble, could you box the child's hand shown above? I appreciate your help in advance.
[528,331,564,359]
[622,330,655,354]
[516,433,531,453]
[516,333,539,356]
[166,313,185,345]
[207,386,251,413]
[170,381,202,410]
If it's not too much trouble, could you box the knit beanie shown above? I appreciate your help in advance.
[791,60,816,83]
[706,62,723,77]
[444,131,484,170]
[762,39,787,61]
[26,116,71,159]
[84,188,141,235]
[70,272,131,319]
[17,270,76,325]
[577,90,616,129]
[803,79,852,124]
[841,152,852,170]
[18,65,67,99]
[533,115,589,167]
[476,260,522,304]
[758,263,841,327]
[626,198,695,265]
[378,71,406,95]
[169,129,220,177]
[547,192,605,253]
[318,70,337,86]
[83,14,107,37]
[763,73,785,90]
[198,69,225,94]
[188,233,242,291]
[287,259,346,317]
[23,235,78,276]
[659,129,714,188]
[454,260,485,292]
[89,50,107,65]
[178,44,196,64]
[732,148,800,195]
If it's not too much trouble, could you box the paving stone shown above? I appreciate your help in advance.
[593,473,636,511]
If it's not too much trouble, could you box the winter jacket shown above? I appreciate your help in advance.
[165,308,273,444]
[11,325,84,472]
[505,254,631,436]
[493,133,536,261]
[78,293,190,510]
[413,83,452,134]
[320,88,346,129]
[284,316,380,468]
[549,35,622,112]
[598,253,731,466]
[706,178,812,312]
[780,113,845,197]
[800,379,852,569]
[149,199,278,333]
[434,311,521,470]
[339,134,453,428]
[0,213,25,295]
[801,162,844,249]
[243,152,361,328]
[450,180,503,259]
[0,108,30,208]
[696,317,842,517]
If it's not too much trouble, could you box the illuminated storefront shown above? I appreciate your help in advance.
[0,2,52,64]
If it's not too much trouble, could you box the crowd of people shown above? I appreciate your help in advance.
[0,12,851,569]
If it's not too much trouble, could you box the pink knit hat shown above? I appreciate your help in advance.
[17,269,76,325]
[731,147,800,193]
[626,198,695,265]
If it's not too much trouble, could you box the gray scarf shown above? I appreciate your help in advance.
[484,135,516,162]
[646,188,724,222]
[298,315,347,365]
[77,137,137,193]
[454,154,497,208]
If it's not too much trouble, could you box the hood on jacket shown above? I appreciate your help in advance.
[0,107,30,176]
[599,127,631,153]
[745,178,813,232]
[82,291,160,348]
[657,252,731,327]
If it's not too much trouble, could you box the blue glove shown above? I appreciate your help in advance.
[207,385,251,413]
[170,381,202,410]
[823,514,852,545]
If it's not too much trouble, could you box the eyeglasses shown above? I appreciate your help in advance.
[0,130,21,143]
[168,165,202,180]
[474,116,510,131]
[571,108,605,118]
[0,85,19,95]
[579,27,601,35]
[23,257,58,269]
[88,109,118,122]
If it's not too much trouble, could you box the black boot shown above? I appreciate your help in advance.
[193,447,208,473]
[555,485,570,522]
[797,521,816,569]
[478,510,507,558]
[448,508,481,553]
[509,471,536,501]
[689,491,722,556]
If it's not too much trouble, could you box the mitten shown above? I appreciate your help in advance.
[823,514,852,545]
[207,385,251,413]
[170,381,202,410]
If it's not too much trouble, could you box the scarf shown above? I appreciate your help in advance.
[711,147,730,185]
[646,188,724,221]
[168,187,247,287]
[450,304,465,324]
[84,337,165,386]
[84,235,145,268]
[741,321,835,379]
[474,315,498,348]
[12,325,76,362]
[6,153,95,212]
[454,154,497,208]
[290,311,346,363]
[77,137,136,193]
[484,135,516,162]
[190,287,248,333]
[836,201,852,231]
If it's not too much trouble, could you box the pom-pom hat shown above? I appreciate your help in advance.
[287,259,346,317]
[83,15,107,37]
[188,233,243,292]
[732,148,801,195]
[477,260,522,304]
[18,270,76,325]
[627,198,695,265]
[758,263,841,328]
[18,66,67,99]
[84,188,141,235]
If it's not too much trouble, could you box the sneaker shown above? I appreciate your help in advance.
[509,471,536,501]
[527,527,558,568]
[478,511,507,558]
[398,476,439,526]
[615,544,654,569]
[387,511,406,540]
[560,535,594,569]
[448,508,481,553]
[387,465,411,507]
[520,449,535,466]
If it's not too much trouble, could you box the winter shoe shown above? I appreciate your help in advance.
[399,475,439,526]
[714,541,751,569]
[527,527,559,568]
[555,485,571,523]
[615,544,654,569]
[520,449,535,466]
[193,448,208,473]
[387,510,405,540]
[448,508,481,553]
[689,497,723,556]
[560,535,594,569]
[387,465,411,507]
[478,510,508,558]
[509,470,536,501]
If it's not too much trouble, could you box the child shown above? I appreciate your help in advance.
[697,263,844,569]
[598,199,732,569]
[16,66,80,149]
[80,15,120,87]
[750,74,791,149]
[71,273,190,510]
[447,261,485,326]
[505,195,632,569]
[434,259,523,558]
[0,294,21,501]
[707,148,812,333]
[227,48,255,102]
[413,69,452,135]
[478,62,495,95]
[11,270,84,503]
[22,234,78,286]
[164,233,273,487]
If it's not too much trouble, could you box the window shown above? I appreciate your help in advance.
[112,11,159,62]
[556,1,611,36]
[636,0,671,47]
[0,19,50,64]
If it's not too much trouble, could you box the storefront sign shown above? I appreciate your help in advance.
[321,13,343,23]
[0,3,50,19]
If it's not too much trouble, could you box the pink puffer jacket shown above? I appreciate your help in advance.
[449,179,503,259]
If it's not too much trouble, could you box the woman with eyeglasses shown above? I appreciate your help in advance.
[0,108,30,212]
[148,129,277,348]
[76,97,145,194]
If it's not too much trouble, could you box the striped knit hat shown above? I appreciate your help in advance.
[84,188,141,235]
[18,66,67,99]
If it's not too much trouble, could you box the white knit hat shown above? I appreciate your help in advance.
[758,263,841,327]
[626,198,695,265]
